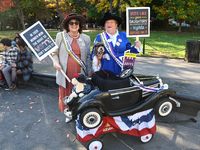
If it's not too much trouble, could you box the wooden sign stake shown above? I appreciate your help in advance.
[49,54,71,83]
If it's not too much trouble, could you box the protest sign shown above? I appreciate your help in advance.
[20,21,58,61]
[20,21,71,82]
[122,50,137,70]
[126,7,150,38]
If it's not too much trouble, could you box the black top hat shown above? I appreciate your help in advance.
[62,13,86,28]
[99,10,123,27]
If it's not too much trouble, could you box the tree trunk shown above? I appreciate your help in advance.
[164,19,169,29]
[178,20,182,32]
[56,0,63,31]
[16,0,26,30]
[118,0,122,30]
[0,22,2,30]
[16,18,20,30]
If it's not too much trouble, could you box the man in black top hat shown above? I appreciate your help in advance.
[91,10,142,75]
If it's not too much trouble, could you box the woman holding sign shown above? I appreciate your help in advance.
[91,10,142,75]
[51,14,92,114]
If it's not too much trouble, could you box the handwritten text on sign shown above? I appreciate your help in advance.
[20,21,58,61]
[30,28,54,57]
[126,7,150,37]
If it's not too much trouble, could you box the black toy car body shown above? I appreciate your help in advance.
[66,69,180,129]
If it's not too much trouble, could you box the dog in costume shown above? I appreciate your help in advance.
[92,42,110,72]
[63,73,91,123]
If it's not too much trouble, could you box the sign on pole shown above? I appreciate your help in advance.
[20,21,71,82]
[126,7,150,38]
[20,21,58,61]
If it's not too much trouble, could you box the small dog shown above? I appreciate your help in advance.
[92,42,110,72]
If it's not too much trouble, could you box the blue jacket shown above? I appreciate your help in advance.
[17,47,33,81]
[91,31,140,75]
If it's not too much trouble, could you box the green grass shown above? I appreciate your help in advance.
[1,30,199,58]
[132,31,200,58]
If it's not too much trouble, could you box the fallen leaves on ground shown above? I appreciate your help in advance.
[34,119,42,125]
[30,101,36,104]
[17,109,24,113]
[53,119,59,122]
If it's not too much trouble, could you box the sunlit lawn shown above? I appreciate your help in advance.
[0,30,199,58]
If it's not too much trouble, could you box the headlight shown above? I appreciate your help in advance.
[163,84,169,89]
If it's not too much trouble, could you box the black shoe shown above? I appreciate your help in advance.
[5,85,10,91]
[9,84,17,91]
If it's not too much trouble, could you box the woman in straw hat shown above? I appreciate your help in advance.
[51,14,92,114]
[91,10,142,75]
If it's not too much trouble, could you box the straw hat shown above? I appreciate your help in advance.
[62,13,86,28]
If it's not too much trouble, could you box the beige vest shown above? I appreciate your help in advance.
[51,32,92,88]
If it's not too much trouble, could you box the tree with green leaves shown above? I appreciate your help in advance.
[86,0,152,28]
[153,0,200,32]
[0,0,52,30]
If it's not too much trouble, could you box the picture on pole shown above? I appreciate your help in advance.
[126,7,150,37]
[20,21,58,61]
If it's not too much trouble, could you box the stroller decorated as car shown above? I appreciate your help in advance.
[63,67,180,149]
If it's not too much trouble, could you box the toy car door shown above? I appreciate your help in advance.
[107,86,142,111]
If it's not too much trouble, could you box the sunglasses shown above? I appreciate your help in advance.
[69,21,79,25]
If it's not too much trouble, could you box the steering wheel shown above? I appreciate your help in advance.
[119,68,133,79]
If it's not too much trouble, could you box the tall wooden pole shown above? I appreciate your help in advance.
[110,0,112,12]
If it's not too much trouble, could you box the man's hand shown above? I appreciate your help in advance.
[12,63,16,68]
[135,41,141,49]
[0,66,5,71]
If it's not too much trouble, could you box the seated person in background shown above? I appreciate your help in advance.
[0,38,19,91]
[12,33,21,47]
[12,39,33,87]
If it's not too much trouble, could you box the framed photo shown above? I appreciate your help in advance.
[20,21,58,61]
[126,7,150,37]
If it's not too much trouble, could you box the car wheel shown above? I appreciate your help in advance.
[87,138,104,150]
[155,98,173,117]
[140,134,153,143]
[80,108,103,129]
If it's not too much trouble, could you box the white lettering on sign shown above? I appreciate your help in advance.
[132,25,145,31]
[33,29,39,35]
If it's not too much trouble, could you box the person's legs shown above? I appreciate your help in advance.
[12,67,17,84]
[15,69,23,85]
[2,65,12,88]
[11,41,16,47]
[7,67,18,91]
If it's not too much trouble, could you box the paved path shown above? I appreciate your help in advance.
[32,55,200,82]
[134,57,200,82]
[1,54,200,99]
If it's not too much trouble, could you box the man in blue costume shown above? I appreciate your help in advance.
[91,10,142,75]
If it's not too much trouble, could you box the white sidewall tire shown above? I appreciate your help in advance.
[88,140,103,150]
[141,134,153,143]
[158,101,172,117]
[82,111,102,129]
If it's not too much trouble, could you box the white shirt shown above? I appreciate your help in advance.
[106,29,119,47]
